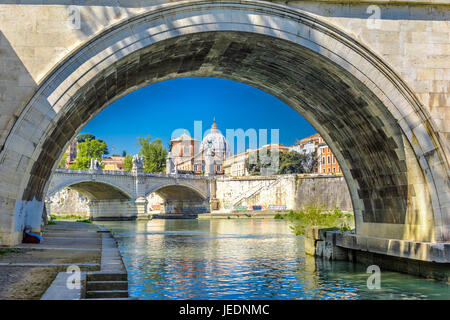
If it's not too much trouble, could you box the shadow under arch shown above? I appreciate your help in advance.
[145,182,208,201]
[3,0,448,244]
[47,179,133,200]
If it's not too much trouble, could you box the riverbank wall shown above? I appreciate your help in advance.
[305,226,450,283]
[214,174,352,213]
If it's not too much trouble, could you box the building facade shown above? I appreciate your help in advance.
[223,144,290,176]
[289,133,320,155]
[102,156,125,171]
[167,132,200,172]
[166,120,232,176]
[317,136,341,174]
[64,139,78,168]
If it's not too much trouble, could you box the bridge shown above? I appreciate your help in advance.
[47,168,212,219]
[0,0,448,278]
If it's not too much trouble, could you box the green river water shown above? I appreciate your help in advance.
[98,219,449,300]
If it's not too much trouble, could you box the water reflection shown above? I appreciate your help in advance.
[99,219,449,300]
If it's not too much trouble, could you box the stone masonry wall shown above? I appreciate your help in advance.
[294,176,352,211]
[215,174,352,212]
[46,188,89,216]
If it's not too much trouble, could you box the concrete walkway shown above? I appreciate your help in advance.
[0,221,102,299]
[41,224,128,300]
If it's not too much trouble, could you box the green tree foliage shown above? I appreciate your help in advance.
[246,150,317,175]
[245,149,272,175]
[76,133,109,155]
[69,139,108,169]
[123,155,133,172]
[77,133,96,143]
[286,205,353,236]
[57,153,68,169]
[278,151,318,174]
[137,136,168,173]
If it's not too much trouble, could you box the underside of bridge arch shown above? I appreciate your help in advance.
[24,31,438,241]
[65,182,131,201]
[151,184,208,214]
[153,185,206,202]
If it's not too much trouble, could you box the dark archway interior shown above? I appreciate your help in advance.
[28,31,413,225]
[154,185,205,201]
[67,182,131,200]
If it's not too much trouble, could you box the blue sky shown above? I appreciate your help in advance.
[81,77,317,156]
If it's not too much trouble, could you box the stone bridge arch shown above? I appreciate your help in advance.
[47,178,134,201]
[0,1,447,246]
[144,181,209,215]
[145,182,208,201]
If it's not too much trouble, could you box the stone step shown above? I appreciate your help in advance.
[86,281,128,291]
[86,272,127,282]
[86,290,129,299]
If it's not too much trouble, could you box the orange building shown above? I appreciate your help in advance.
[317,136,341,174]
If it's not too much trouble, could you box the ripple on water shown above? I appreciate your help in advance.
[98,220,450,300]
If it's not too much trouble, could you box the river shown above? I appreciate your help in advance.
[98,219,449,300]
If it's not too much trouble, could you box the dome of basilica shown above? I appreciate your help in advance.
[199,119,232,159]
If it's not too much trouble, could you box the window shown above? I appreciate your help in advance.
[328,168,331,172]
[322,157,325,165]
[333,156,336,164]
[323,169,325,173]
[217,164,221,172]
[333,167,335,172]
[327,156,330,164]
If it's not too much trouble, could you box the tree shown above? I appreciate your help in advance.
[57,153,68,169]
[77,133,96,143]
[278,151,318,174]
[69,139,108,169]
[301,152,318,173]
[123,155,133,172]
[121,150,127,157]
[98,139,109,155]
[245,149,273,175]
[245,150,318,175]
[137,136,168,173]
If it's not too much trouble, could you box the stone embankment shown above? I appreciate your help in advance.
[0,221,100,299]
[305,226,450,283]
[0,220,129,299]
[41,223,130,300]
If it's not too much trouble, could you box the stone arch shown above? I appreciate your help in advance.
[0,0,448,245]
[47,178,133,200]
[145,182,208,201]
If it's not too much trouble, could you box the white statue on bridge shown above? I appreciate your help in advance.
[89,158,102,171]
[132,155,145,171]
